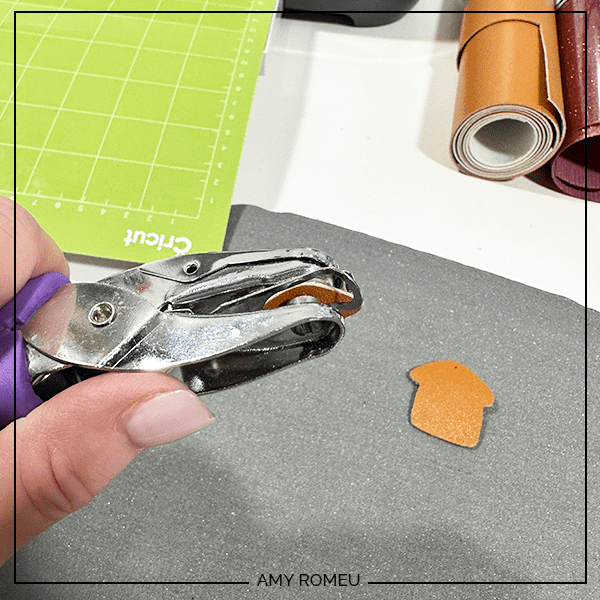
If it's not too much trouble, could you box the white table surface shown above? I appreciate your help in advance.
[70,0,599,312]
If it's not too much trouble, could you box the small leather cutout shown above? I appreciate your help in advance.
[409,361,494,447]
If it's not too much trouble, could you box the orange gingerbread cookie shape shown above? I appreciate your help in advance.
[409,361,494,447]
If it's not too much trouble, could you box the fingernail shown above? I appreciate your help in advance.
[125,389,214,448]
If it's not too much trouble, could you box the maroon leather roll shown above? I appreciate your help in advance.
[551,0,600,202]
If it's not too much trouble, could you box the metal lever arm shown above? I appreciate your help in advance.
[21,248,360,401]
[23,282,344,398]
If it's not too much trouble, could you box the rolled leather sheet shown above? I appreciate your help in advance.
[451,0,566,180]
[552,0,600,202]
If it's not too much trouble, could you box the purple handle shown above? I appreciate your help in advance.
[0,272,70,428]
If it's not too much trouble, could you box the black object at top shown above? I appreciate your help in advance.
[283,0,420,27]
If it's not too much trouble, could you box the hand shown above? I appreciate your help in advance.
[0,197,214,567]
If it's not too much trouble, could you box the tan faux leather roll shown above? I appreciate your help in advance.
[451,0,566,180]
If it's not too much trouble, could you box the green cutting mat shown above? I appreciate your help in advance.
[0,0,276,261]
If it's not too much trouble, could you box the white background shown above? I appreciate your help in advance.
[72,0,599,312]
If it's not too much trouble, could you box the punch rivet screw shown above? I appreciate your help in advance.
[183,260,200,275]
[88,302,116,327]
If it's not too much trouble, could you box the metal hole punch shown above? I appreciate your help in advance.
[21,248,362,400]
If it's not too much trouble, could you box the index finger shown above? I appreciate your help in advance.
[0,196,70,309]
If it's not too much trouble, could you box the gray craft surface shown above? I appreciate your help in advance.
[1,205,596,599]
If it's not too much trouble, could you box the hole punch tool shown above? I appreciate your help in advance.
[4,249,361,425]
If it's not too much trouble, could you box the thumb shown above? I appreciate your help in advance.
[0,372,214,565]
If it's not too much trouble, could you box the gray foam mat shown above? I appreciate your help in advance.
[1,205,597,599]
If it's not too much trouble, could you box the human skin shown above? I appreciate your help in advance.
[0,197,215,567]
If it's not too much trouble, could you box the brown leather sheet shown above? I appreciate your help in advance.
[551,0,600,202]
[451,0,566,181]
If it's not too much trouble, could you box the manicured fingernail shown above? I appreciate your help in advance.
[126,389,214,448]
